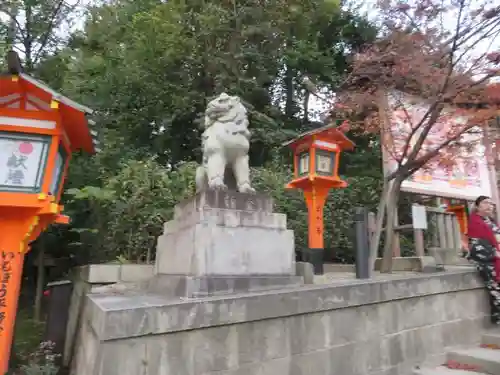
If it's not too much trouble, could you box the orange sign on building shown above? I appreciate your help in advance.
[0,51,99,373]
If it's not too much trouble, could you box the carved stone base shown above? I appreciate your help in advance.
[146,274,303,298]
[155,190,296,281]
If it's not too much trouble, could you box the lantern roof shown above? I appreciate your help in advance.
[283,123,355,152]
[0,52,100,154]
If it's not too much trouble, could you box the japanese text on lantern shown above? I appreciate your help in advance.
[0,252,14,334]
[5,142,33,186]
[0,136,49,192]
[5,146,30,186]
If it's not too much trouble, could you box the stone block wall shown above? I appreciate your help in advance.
[63,264,154,367]
[73,269,489,375]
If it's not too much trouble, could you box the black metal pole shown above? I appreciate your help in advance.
[354,207,370,279]
[307,248,324,275]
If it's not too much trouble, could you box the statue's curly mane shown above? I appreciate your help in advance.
[204,94,246,129]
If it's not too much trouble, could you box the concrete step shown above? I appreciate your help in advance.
[447,347,500,374]
[414,366,488,374]
[483,331,500,348]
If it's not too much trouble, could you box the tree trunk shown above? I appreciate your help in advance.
[34,244,45,322]
[24,2,33,72]
[379,177,403,273]
[303,91,310,123]
[6,3,18,49]
[369,179,390,274]
[284,65,295,118]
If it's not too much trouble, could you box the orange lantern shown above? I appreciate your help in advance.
[283,124,355,274]
[0,52,99,373]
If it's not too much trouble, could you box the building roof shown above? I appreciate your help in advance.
[282,123,355,151]
[0,71,100,154]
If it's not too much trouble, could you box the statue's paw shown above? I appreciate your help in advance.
[238,183,256,194]
[208,177,227,191]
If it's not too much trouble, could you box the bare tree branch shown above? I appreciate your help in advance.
[32,0,66,64]
[0,7,26,41]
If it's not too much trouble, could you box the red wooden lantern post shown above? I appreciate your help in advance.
[0,52,99,373]
[283,124,355,274]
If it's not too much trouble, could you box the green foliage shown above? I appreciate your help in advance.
[18,341,59,375]
[66,159,197,262]
[8,310,50,373]
[100,159,196,262]
[66,186,114,201]
[12,310,45,364]
[56,0,377,165]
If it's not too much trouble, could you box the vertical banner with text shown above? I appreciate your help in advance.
[0,251,15,336]
[0,249,25,373]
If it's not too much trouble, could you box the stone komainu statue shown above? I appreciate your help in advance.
[195,93,255,193]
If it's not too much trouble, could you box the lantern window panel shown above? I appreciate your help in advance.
[49,145,68,197]
[298,151,310,176]
[0,131,51,193]
[315,149,335,176]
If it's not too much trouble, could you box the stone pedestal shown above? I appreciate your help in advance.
[151,190,300,297]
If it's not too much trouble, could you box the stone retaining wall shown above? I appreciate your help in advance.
[73,269,489,375]
[63,264,154,367]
